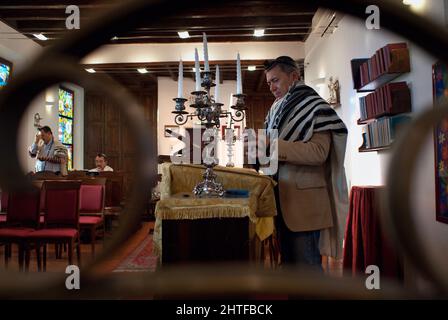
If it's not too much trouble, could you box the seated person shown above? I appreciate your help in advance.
[89,153,114,172]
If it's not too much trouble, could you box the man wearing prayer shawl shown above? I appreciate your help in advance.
[263,56,349,268]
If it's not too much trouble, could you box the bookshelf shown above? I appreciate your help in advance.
[358,146,390,153]
[351,43,412,153]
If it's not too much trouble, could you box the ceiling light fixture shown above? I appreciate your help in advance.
[254,29,265,37]
[85,68,96,73]
[403,0,423,5]
[137,68,149,74]
[33,33,48,41]
[247,66,256,71]
[192,67,201,72]
[178,31,190,39]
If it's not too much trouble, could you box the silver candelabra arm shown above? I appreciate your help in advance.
[230,109,245,123]
[171,70,247,197]
[225,127,235,167]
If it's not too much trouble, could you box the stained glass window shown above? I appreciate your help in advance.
[59,87,73,117]
[0,63,11,87]
[59,117,73,144]
[58,87,74,170]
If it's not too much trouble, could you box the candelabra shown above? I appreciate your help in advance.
[225,127,236,167]
[172,71,247,197]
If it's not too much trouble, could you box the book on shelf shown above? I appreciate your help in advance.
[383,42,408,72]
[359,114,411,151]
[358,81,411,123]
[352,42,410,90]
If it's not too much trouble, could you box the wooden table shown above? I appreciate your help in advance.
[154,192,274,265]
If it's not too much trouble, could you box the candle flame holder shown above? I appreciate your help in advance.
[172,69,247,197]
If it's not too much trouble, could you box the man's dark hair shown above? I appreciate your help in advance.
[264,56,301,77]
[96,153,107,160]
[38,125,52,134]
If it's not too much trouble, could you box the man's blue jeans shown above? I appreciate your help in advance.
[277,215,322,269]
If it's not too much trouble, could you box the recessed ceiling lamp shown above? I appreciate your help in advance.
[253,29,265,37]
[85,68,96,73]
[33,33,48,41]
[402,0,425,9]
[403,0,423,5]
[247,66,256,71]
[137,68,149,74]
[178,31,190,39]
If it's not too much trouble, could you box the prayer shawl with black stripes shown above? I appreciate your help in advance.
[265,82,349,259]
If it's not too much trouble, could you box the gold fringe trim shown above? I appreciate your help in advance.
[156,205,253,222]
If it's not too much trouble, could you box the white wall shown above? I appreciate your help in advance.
[304,1,447,291]
[0,20,85,174]
[157,76,245,167]
[0,21,41,74]
[83,41,304,64]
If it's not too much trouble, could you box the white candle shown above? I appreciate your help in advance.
[236,53,242,94]
[215,65,220,103]
[177,59,183,98]
[203,32,210,72]
[228,94,233,127]
[194,48,201,91]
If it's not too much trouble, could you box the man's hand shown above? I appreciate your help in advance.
[35,132,42,144]
[257,134,271,158]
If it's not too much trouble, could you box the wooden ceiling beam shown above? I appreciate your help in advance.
[0,0,103,5]
[0,6,111,11]
[81,60,268,69]
[157,15,313,27]
[16,25,315,32]
[0,2,315,15]
[3,1,317,45]
[6,12,312,25]
[108,35,307,43]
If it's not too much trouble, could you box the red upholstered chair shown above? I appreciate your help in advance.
[78,177,106,256]
[27,180,82,271]
[0,191,8,226]
[0,187,41,271]
[0,190,8,212]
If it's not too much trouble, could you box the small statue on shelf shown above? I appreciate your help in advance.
[327,76,340,107]
[34,113,43,127]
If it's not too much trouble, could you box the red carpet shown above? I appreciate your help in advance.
[113,233,159,272]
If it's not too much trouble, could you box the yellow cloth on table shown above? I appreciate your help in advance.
[160,163,277,217]
[156,195,254,221]
[154,163,278,258]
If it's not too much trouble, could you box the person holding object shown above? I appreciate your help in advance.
[28,125,68,176]
[89,153,113,172]
[263,56,349,269]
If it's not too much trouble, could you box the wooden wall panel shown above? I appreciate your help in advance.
[85,124,103,155]
[105,123,120,155]
[84,83,158,201]
[245,94,274,131]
